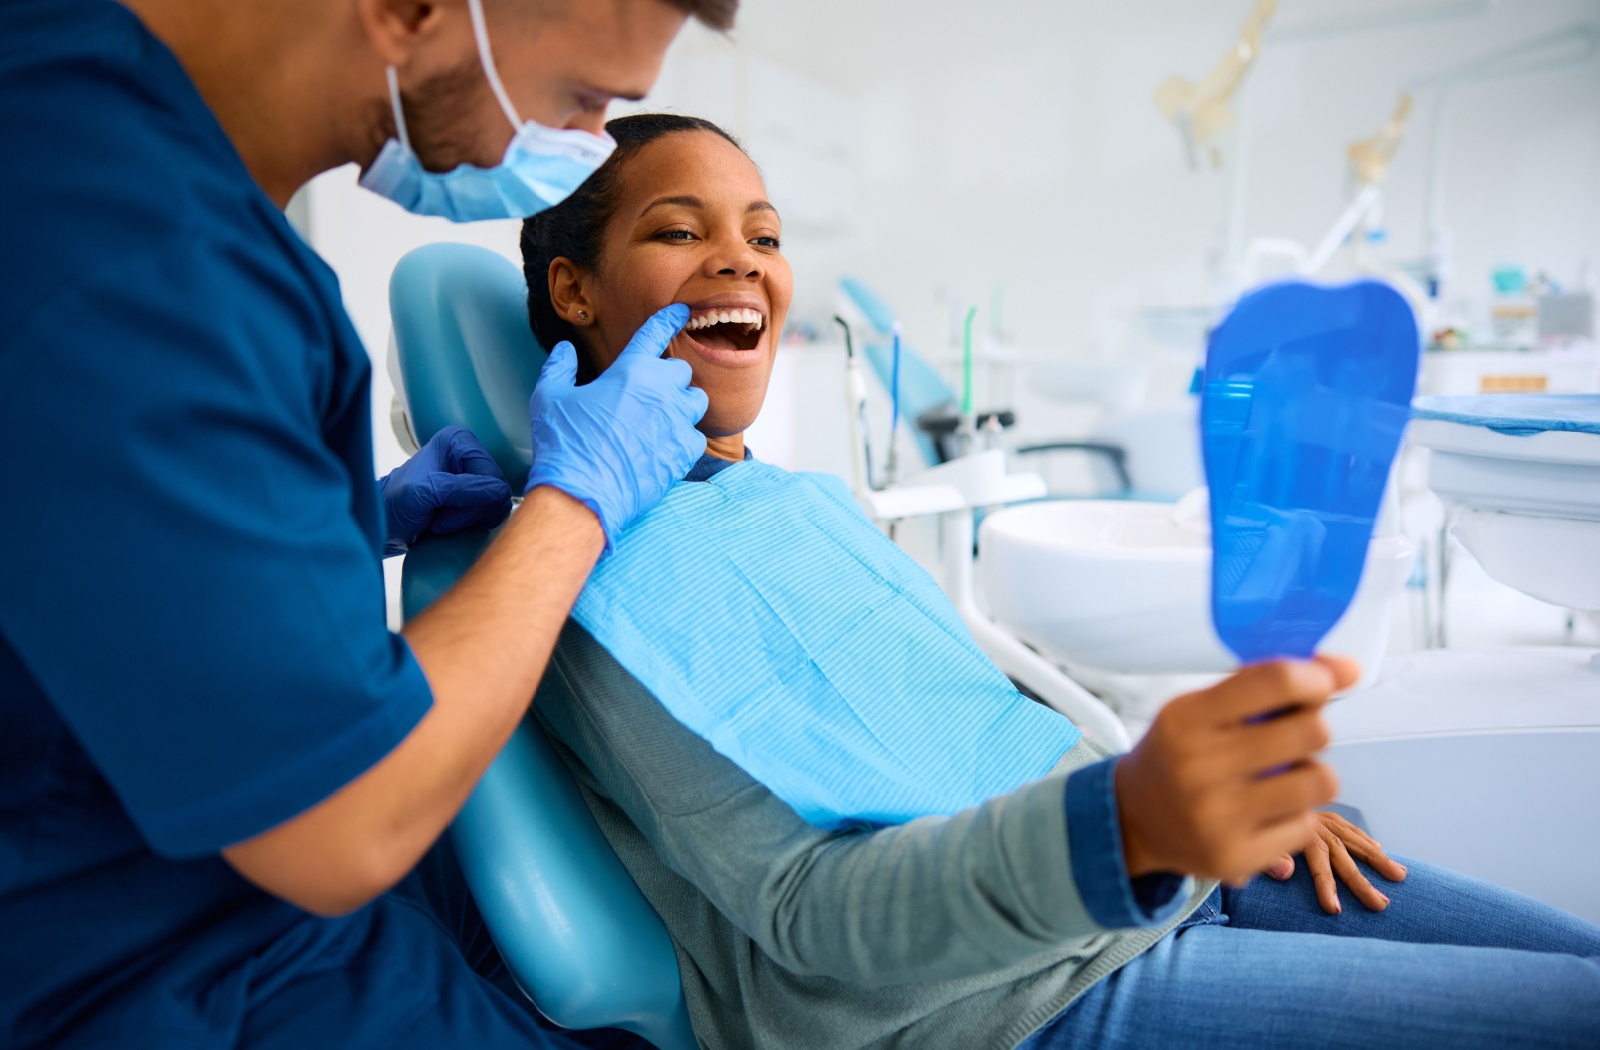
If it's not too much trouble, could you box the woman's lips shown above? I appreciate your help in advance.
[675,302,770,364]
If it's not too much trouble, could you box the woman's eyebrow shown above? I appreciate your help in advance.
[640,195,704,217]
[637,196,780,219]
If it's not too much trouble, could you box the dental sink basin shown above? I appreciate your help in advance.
[978,497,1414,677]
[1411,395,1600,611]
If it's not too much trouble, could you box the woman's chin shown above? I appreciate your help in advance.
[697,414,759,440]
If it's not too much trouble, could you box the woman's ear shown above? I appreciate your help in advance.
[548,258,597,328]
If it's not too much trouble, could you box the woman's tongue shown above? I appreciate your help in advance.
[692,322,746,353]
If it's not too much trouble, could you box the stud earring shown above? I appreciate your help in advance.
[577,310,589,323]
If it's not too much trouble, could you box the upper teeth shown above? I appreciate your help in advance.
[686,308,765,332]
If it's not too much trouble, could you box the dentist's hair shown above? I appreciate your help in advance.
[532,0,738,32]
[663,0,739,30]
[521,112,743,383]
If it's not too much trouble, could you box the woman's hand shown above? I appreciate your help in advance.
[1115,656,1358,886]
[1264,810,1409,914]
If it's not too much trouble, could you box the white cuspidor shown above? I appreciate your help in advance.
[978,491,1415,681]
[1410,408,1600,611]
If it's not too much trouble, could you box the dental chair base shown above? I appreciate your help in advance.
[1324,647,1600,925]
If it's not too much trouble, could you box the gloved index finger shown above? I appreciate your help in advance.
[617,302,691,360]
[440,426,507,480]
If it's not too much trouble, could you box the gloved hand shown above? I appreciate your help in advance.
[379,425,513,557]
[524,303,708,548]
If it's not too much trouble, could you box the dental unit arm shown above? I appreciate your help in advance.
[1154,0,1277,170]
[835,315,875,495]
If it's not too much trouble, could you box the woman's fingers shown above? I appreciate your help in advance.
[1264,854,1295,880]
[1320,810,1382,853]
[1339,832,1410,884]
[1318,811,1409,883]
[1312,653,1362,692]
[1245,811,1323,883]
[1304,835,1342,914]
[1227,708,1331,776]
[1204,660,1341,725]
[1242,762,1340,828]
[1327,833,1390,911]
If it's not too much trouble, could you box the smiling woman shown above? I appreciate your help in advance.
[520,113,792,457]
[512,112,1600,1050]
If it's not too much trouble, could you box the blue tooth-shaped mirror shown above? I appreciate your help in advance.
[1202,279,1419,665]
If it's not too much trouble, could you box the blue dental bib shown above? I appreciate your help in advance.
[571,461,1080,829]
[1201,279,1419,664]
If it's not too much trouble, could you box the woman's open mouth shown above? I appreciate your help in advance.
[682,307,766,357]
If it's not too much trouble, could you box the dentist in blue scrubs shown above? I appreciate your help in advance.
[0,0,734,1046]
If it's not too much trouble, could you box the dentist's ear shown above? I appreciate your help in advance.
[356,0,454,68]
[547,256,597,326]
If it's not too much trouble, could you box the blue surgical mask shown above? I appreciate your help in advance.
[359,0,617,222]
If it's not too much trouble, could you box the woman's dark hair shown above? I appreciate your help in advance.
[521,113,744,383]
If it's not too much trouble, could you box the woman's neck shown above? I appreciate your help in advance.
[704,433,745,463]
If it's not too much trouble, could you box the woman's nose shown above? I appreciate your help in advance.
[705,235,763,279]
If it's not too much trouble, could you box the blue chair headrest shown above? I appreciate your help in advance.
[839,275,898,336]
[390,243,547,492]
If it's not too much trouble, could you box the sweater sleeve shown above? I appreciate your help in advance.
[535,621,1153,989]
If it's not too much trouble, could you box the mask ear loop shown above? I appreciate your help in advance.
[467,0,524,130]
[384,66,413,152]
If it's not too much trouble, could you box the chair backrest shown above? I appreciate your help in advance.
[838,277,956,467]
[389,244,696,1050]
[390,243,547,491]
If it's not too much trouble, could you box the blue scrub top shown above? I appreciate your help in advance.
[0,2,434,1045]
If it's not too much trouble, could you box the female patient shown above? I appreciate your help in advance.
[518,113,1600,1050]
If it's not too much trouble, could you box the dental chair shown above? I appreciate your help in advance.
[388,242,697,1050]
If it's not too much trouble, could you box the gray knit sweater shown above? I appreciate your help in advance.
[534,622,1211,1050]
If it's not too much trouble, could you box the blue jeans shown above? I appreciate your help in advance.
[1026,855,1600,1049]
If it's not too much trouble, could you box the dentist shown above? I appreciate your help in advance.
[0,1,731,1047]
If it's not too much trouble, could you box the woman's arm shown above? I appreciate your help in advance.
[536,622,1134,988]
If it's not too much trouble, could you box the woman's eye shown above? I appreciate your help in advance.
[660,230,695,242]
[751,236,782,249]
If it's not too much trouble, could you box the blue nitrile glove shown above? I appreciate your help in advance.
[379,425,513,557]
[524,302,709,548]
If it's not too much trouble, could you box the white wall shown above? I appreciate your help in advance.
[302,0,1600,476]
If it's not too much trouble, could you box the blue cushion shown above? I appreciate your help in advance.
[391,245,696,1050]
[390,243,547,492]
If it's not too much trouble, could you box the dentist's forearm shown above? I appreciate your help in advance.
[223,487,604,915]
